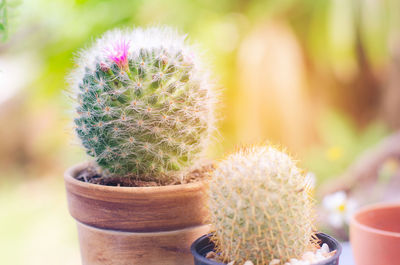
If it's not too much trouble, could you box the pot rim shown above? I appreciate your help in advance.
[350,202,400,238]
[190,232,342,265]
[65,162,206,195]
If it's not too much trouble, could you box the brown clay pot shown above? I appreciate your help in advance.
[64,162,210,265]
[350,203,400,265]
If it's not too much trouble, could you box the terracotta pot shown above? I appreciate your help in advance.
[191,233,342,265]
[350,203,400,265]
[64,162,210,265]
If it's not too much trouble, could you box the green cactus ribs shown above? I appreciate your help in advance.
[208,145,317,265]
[71,27,215,181]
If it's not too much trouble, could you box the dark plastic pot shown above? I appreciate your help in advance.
[191,233,342,265]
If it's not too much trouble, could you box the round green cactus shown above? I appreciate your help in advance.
[69,27,215,180]
[209,145,316,265]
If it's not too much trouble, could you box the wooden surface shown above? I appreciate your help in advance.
[65,163,209,232]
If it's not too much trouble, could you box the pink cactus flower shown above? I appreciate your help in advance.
[106,39,130,70]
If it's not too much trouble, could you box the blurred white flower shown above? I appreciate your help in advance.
[323,191,357,228]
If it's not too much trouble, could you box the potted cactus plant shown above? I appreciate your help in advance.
[191,146,342,265]
[64,26,216,265]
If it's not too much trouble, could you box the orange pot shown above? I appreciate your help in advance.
[350,203,400,265]
[64,162,210,265]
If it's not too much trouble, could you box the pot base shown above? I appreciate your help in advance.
[77,222,210,265]
[190,233,342,265]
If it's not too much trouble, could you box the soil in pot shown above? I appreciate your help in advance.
[190,233,342,265]
[74,162,213,187]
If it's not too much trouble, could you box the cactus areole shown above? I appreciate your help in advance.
[69,27,215,181]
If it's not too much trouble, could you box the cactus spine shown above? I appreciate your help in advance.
[208,146,316,265]
[69,27,215,180]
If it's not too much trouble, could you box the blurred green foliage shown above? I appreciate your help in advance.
[0,0,20,41]
[303,109,388,183]
[0,0,399,264]
[0,0,397,178]
[0,0,8,40]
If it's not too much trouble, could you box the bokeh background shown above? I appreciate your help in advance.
[1,0,400,264]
